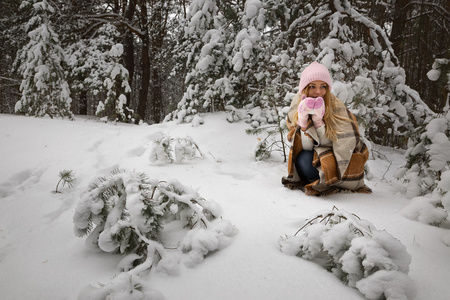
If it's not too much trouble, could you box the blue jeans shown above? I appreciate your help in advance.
[295,150,319,182]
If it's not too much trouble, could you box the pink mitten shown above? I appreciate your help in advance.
[311,97,325,127]
[297,95,313,128]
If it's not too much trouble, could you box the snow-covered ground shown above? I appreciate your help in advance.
[0,113,449,300]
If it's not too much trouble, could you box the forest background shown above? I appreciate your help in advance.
[0,0,448,129]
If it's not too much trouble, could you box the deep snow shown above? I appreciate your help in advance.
[0,113,449,300]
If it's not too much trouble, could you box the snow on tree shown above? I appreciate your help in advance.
[66,23,132,123]
[96,43,132,122]
[395,109,450,232]
[14,0,73,119]
[426,58,450,111]
[245,101,290,162]
[438,170,450,246]
[73,169,237,299]
[258,0,434,146]
[165,0,232,124]
[393,58,450,241]
[279,207,416,300]
[167,0,435,150]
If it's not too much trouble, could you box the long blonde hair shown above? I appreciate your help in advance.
[292,87,356,141]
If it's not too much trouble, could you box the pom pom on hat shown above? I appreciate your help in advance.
[298,62,332,93]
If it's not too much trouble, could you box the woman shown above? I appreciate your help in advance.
[282,62,372,196]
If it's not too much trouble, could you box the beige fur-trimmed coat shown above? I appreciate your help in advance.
[284,94,371,196]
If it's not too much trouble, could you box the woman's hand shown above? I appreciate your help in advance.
[297,95,313,128]
[311,97,325,128]
[297,95,325,128]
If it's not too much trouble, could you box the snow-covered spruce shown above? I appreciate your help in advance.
[245,105,289,162]
[166,0,433,150]
[73,170,237,298]
[66,23,132,123]
[395,110,450,229]
[251,138,270,161]
[14,0,73,119]
[149,135,203,164]
[279,208,416,300]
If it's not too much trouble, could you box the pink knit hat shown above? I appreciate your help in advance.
[298,62,332,93]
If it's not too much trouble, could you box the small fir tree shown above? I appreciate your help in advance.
[245,87,290,162]
[95,43,132,123]
[54,169,75,193]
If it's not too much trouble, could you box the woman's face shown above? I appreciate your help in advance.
[307,80,327,98]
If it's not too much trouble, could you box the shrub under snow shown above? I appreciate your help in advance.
[149,135,204,164]
[279,208,416,300]
[73,170,237,299]
[395,110,450,233]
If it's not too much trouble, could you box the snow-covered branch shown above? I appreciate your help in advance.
[279,207,416,300]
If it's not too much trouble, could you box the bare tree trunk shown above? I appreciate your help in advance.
[123,1,136,110]
[79,90,87,115]
[390,0,409,72]
[148,0,169,123]
[137,1,150,123]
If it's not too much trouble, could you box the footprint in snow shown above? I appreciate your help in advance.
[0,168,45,198]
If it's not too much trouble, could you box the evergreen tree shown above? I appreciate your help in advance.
[393,56,449,227]
[14,0,73,119]
[0,0,23,114]
[167,0,435,148]
[395,108,450,227]
[249,0,434,146]
[166,0,236,124]
[67,24,132,123]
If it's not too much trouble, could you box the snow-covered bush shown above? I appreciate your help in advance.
[396,110,450,198]
[149,135,173,164]
[251,137,270,161]
[149,135,203,164]
[74,170,237,298]
[246,119,288,162]
[73,170,163,256]
[395,110,450,229]
[226,93,290,162]
[245,90,290,162]
[392,56,450,244]
[279,208,415,300]
[225,105,245,123]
